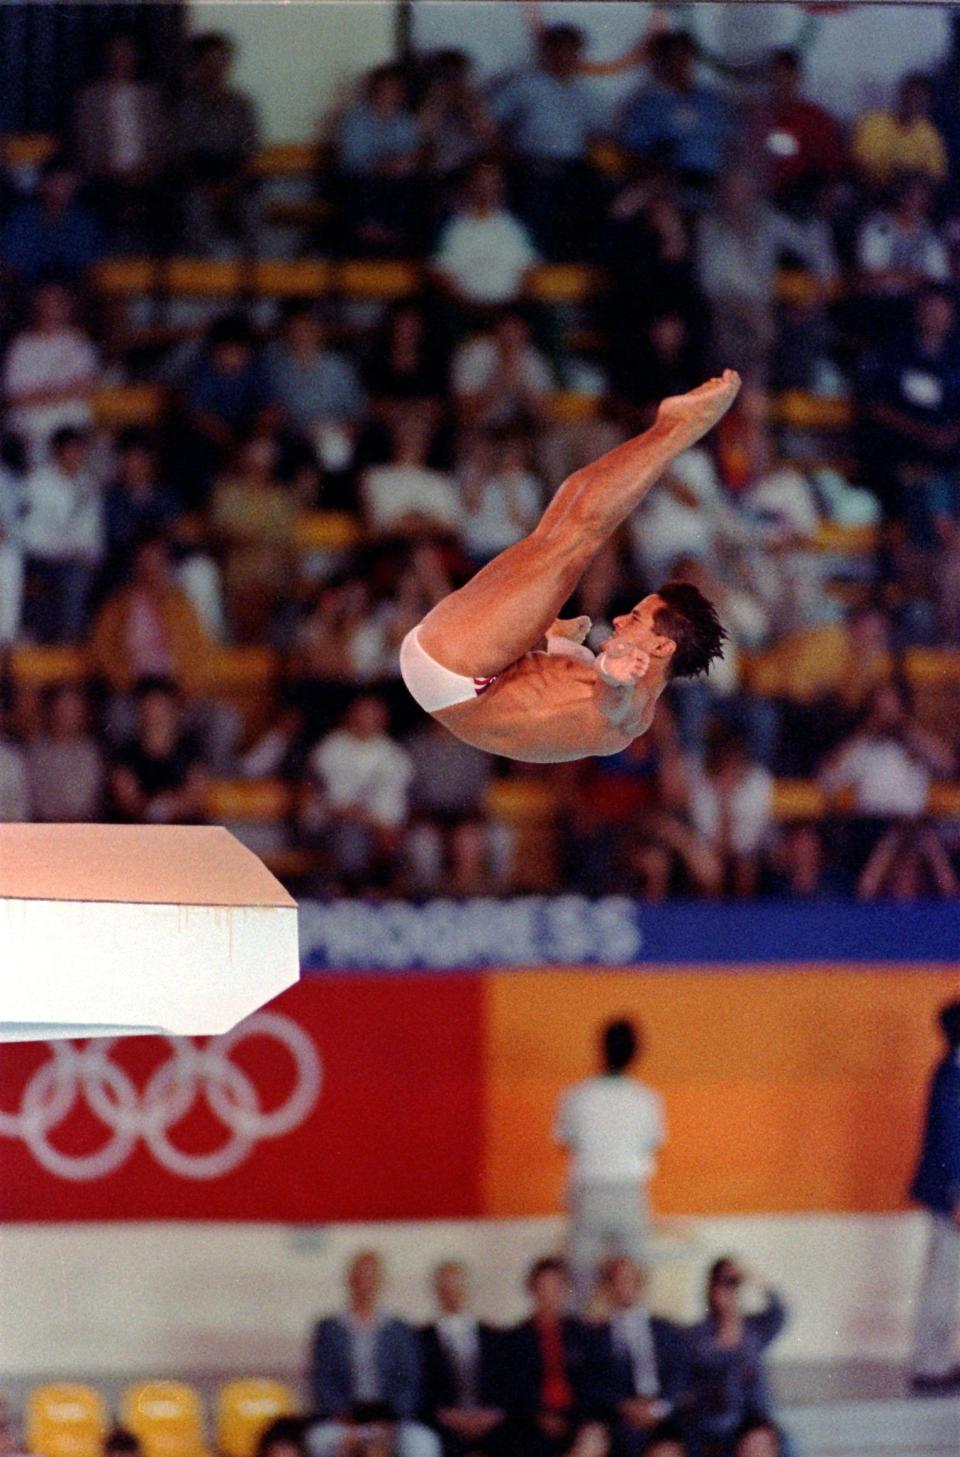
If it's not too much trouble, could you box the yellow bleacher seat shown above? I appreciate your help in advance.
[337,260,421,298]
[547,391,602,423]
[251,143,319,178]
[215,1379,298,1457]
[264,200,335,230]
[121,1382,207,1457]
[205,779,293,824]
[771,391,853,431]
[485,779,559,890]
[3,133,58,168]
[93,384,166,428]
[812,521,878,554]
[27,1385,108,1457]
[295,511,362,552]
[10,645,87,686]
[771,779,826,820]
[164,259,246,296]
[253,260,334,297]
[204,646,277,691]
[904,648,960,685]
[526,264,602,302]
[91,259,159,295]
[929,783,960,816]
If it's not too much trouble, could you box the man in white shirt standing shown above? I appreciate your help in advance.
[555,1018,666,1309]
[431,159,539,311]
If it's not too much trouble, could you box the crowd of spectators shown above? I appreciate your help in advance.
[1,20,960,900]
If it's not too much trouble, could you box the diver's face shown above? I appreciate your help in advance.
[606,595,666,653]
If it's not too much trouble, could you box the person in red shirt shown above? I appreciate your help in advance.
[755,48,846,209]
[502,1257,599,1456]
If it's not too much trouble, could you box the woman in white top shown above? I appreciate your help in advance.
[3,281,99,466]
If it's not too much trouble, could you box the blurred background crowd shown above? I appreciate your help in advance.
[2,3,960,901]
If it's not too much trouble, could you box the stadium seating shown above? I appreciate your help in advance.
[214,1380,298,1457]
[26,1385,109,1457]
[120,1382,208,1457]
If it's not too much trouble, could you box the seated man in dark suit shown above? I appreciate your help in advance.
[420,1260,507,1455]
[586,1258,687,1457]
[501,1256,598,1457]
[307,1249,441,1457]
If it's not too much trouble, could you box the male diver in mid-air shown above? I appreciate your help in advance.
[400,370,741,763]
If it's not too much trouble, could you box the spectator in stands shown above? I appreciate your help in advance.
[909,999,960,1394]
[763,822,850,901]
[102,428,179,593]
[254,1419,308,1457]
[451,308,553,435]
[266,299,368,470]
[618,32,732,202]
[431,158,540,316]
[458,426,543,566]
[210,430,298,642]
[173,313,271,506]
[688,730,774,898]
[3,278,99,466]
[491,23,601,257]
[586,1257,687,1457]
[26,681,104,822]
[417,50,498,201]
[20,425,103,643]
[420,1260,507,1456]
[696,167,837,387]
[857,819,959,900]
[169,32,261,253]
[754,48,846,210]
[0,440,24,646]
[90,534,211,700]
[857,285,960,543]
[0,157,103,284]
[308,1249,440,1457]
[678,1258,787,1457]
[555,1019,666,1309]
[500,1256,593,1457]
[364,301,448,420]
[73,33,167,249]
[335,64,420,255]
[404,717,512,895]
[0,705,29,823]
[301,695,413,890]
[361,410,461,540]
[627,447,746,587]
[852,72,947,190]
[109,675,207,825]
[819,679,955,887]
[856,174,950,343]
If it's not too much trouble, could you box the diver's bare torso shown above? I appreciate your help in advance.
[434,650,656,763]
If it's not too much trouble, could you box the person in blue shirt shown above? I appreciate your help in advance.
[618,33,733,204]
[1,158,103,284]
[491,24,603,259]
[910,999,960,1393]
[171,314,271,507]
[677,1259,787,1457]
[335,64,421,255]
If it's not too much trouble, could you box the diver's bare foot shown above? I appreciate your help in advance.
[547,615,592,645]
[656,369,742,448]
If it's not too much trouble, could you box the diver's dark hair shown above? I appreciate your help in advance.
[654,581,727,679]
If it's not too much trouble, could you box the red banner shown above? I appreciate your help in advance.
[0,976,486,1221]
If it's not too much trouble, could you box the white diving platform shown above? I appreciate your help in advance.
[0,824,299,1042]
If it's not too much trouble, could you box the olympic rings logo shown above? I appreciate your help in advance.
[0,1012,322,1181]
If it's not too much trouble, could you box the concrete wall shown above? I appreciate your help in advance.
[188,1,398,142]
[0,1212,928,1381]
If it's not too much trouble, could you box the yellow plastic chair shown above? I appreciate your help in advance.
[26,1384,108,1457]
[121,1382,208,1457]
[215,1380,298,1457]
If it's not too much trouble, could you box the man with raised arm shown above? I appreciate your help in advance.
[400,372,740,763]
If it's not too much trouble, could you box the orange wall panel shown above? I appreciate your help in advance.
[482,966,958,1216]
